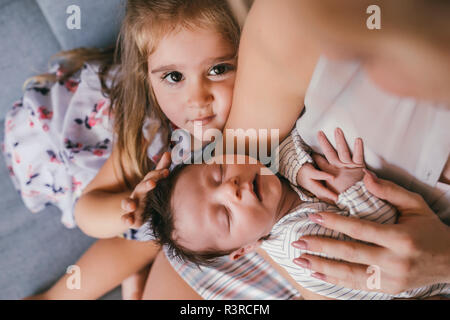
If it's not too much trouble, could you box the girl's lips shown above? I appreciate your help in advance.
[191,115,216,126]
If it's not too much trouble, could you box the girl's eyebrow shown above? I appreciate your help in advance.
[150,53,237,74]
[151,64,178,74]
[204,53,237,65]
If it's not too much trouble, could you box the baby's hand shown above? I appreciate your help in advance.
[313,128,366,195]
[120,152,171,229]
[296,163,337,203]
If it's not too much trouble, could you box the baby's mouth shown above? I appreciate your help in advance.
[252,174,262,202]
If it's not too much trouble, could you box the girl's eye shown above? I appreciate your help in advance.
[163,71,183,84]
[208,64,234,76]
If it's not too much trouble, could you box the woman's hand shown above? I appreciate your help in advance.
[120,152,171,229]
[292,171,450,295]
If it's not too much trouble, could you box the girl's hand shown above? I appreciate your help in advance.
[313,128,366,195]
[121,152,171,229]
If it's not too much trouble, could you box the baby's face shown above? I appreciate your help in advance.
[148,26,237,139]
[171,156,283,254]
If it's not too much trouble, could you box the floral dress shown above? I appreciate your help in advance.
[1,62,166,241]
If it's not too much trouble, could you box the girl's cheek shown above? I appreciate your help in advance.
[215,82,235,118]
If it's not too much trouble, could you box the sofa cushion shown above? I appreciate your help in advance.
[0,119,121,299]
[0,0,61,121]
[36,0,126,50]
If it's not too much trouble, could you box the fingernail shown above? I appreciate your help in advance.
[293,258,310,268]
[309,214,324,224]
[292,240,308,250]
[121,199,127,210]
[311,272,326,281]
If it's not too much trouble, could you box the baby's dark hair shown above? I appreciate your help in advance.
[143,164,241,267]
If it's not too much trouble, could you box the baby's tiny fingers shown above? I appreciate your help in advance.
[317,131,341,166]
[334,128,352,164]
[352,138,365,166]
[310,167,335,181]
[312,153,333,173]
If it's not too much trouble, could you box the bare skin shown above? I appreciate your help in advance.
[141,251,202,300]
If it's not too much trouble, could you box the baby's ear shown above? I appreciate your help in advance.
[228,241,262,261]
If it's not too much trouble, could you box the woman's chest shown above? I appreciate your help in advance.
[439,157,450,184]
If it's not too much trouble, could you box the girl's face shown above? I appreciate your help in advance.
[148,27,237,138]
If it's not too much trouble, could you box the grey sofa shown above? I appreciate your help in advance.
[0,0,125,300]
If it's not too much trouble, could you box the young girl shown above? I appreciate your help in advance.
[5,0,308,300]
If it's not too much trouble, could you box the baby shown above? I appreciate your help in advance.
[143,128,450,300]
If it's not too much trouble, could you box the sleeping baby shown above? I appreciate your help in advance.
[142,128,450,300]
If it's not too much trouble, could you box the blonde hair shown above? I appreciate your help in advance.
[25,0,241,190]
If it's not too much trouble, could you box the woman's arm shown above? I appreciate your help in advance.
[224,0,320,146]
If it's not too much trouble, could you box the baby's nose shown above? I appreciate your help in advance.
[226,176,241,200]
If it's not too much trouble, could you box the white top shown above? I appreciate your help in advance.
[298,56,450,223]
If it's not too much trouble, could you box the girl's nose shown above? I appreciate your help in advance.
[187,79,212,109]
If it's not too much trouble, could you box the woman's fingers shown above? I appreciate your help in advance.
[293,235,384,266]
[292,254,379,292]
[363,170,429,214]
[305,211,397,248]
[334,128,353,164]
